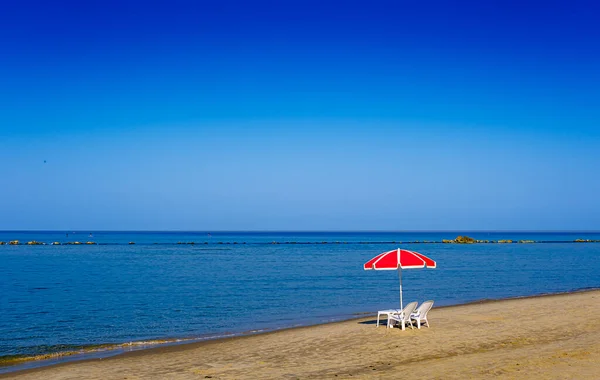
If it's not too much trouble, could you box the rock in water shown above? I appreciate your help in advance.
[454,236,476,244]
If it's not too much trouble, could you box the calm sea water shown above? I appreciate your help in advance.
[1,231,600,368]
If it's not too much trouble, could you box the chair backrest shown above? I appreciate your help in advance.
[415,300,434,319]
[401,301,418,321]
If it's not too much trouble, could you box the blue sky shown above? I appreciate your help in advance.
[1,0,599,230]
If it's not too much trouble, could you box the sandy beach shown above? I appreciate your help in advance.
[3,290,599,379]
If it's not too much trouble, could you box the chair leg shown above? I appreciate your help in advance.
[377,314,380,327]
[417,319,421,329]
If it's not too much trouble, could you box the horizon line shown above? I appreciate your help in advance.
[2,229,600,233]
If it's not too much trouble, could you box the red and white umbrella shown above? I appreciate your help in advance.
[364,248,436,310]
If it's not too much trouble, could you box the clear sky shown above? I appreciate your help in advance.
[1,0,599,230]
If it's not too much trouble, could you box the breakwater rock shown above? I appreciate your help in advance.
[455,236,476,243]
[443,236,481,244]
[2,238,599,246]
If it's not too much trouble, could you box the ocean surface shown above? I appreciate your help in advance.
[2,231,600,371]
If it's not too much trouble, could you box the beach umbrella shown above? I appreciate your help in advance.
[363,249,436,310]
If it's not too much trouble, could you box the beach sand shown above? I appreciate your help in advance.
[3,290,599,379]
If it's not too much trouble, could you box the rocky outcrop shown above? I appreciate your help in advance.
[27,241,44,245]
[519,240,534,243]
[454,236,476,244]
[498,240,513,243]
[9,240,19,245]
[86,242,97,245]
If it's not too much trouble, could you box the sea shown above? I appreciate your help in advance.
[1,231,600,372]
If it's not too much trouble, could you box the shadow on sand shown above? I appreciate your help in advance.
[357,319,379,325]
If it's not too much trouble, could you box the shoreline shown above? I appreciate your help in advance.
[2,287,599,377]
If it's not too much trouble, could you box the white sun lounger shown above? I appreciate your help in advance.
[410,300,434,329]
[387,301,418,330]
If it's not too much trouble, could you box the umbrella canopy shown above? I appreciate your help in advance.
[364,248,436,270]
[364,248,436,310]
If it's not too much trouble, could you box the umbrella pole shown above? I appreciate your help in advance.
[399,268,403,310]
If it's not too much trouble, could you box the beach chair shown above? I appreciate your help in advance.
[410,300,434,329]
[387,301,418,330]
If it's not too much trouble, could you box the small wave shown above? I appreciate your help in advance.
[0,331,257,371]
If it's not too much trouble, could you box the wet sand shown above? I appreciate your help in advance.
[3,290,600,379]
